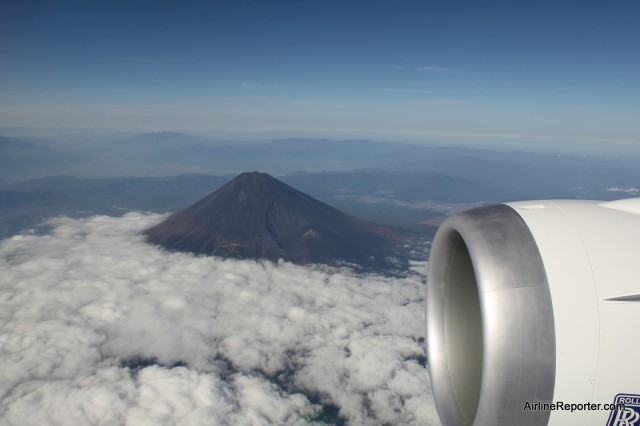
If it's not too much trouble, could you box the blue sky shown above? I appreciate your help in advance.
[1,0,639,149]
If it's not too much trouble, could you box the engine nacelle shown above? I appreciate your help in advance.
[426,199,640,426]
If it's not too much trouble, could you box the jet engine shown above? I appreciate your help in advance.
[426,199,640,426]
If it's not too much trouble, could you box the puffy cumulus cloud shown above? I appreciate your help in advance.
[0,213,440,425]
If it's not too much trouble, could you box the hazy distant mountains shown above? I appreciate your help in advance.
[0,136,90,181]
[2,132,640,196]
[146,172,406,268]
[2,131,640,240]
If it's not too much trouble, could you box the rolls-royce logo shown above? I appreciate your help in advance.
[607,394,640,426]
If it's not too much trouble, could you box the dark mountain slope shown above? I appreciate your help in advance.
[145,172,406,267]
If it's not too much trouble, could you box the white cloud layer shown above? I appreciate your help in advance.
[0,213,439,425]
[606,187,639,194]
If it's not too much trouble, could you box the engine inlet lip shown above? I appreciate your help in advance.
[426,204,555,426]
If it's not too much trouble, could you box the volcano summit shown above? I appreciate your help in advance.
[145,172,406,268]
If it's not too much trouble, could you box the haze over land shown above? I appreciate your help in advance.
[2,131,640,242]
[1,0,639,425]
[2,1,639,148]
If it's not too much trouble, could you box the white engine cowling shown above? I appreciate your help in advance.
[426,199,640,426]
